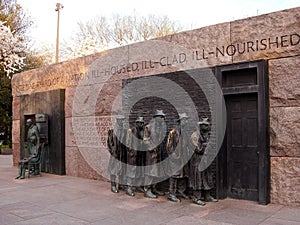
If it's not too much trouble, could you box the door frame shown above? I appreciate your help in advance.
[215,60,270,205]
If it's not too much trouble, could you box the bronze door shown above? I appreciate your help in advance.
[226,93,259,201]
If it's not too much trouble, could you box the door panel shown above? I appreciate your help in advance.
[226,94,258,201]
[20,89,65,175]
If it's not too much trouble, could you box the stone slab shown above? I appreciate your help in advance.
[65,117,76,147]
[260,218,300,225]
[270,157,300,206]
[165,216,234,225]
[271,206,300,222]
[232,7,300,63]
[65,146,79,177]
[0,210,23,224]
[64,87,75,118]
[269,56,300,107]
[2,202,54,220]
[201,207,272,225]
[12,120,20,144]
[12,143,20,166]
[12,96,20,120]
[13,213,90,225]
[11,52,104,97]
[270,107,300,157]
[77,146,108,180]
[170,22,232,67]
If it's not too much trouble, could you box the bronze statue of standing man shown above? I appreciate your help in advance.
[143,110,167,198]
[125,116,146,196]
[189,117,218,205]
[166,113,191,202]
[26,118,40,155]
[107,115,128,193]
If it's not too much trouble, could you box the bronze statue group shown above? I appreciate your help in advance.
[107,110,218,206]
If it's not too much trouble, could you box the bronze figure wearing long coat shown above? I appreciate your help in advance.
[26,119,40,156]
[107,127,127,177]
[166,125,190,178]
[188,117,218,205]
[107,115,128,193]
[144,118,167,178]
[189,129,212,191]
[126,126,146,180]
[125,116,147,196]
[166,113,192,202]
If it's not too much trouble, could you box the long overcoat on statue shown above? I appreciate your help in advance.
[166,125,191,178]
[189,130,213,190]
[126,126,146,180]
[107,127,127,176]
[144,119,167,178]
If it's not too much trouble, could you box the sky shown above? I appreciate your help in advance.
[18,0,300,49]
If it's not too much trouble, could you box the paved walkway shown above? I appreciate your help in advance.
[0,155,299,225]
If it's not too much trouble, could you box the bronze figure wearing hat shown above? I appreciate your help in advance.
[125,116,146,197]
[107,115,128,193]
[143,110,167,198]
[166,113,191,202]
[189,116,218,205]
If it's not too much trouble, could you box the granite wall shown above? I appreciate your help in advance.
[268,57,300,206]
[11,7,300,205]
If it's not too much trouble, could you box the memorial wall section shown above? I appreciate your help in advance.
[11,7,300,206]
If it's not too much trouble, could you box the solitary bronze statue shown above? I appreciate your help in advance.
[15,119,41,179]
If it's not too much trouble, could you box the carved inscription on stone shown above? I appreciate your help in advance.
[72,116,112,148]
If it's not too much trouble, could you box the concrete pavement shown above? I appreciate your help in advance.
[0,154,299,225]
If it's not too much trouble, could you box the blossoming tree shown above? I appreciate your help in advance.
[0,21,25,77]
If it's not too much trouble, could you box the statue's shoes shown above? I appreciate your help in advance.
[193,199,206,206]
[111,186,119,193]
[18,176,25,179]
[15,176,21,179]
[126,188,135,197]
[168,194,181,202]
[205,195,218,202]
[144,190,157,199]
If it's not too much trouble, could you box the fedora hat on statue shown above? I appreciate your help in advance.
[135,116,145,123]
[197,116,209,125]
[153,109,166,118]
[115,115,125,120]
[177,113,189,121]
